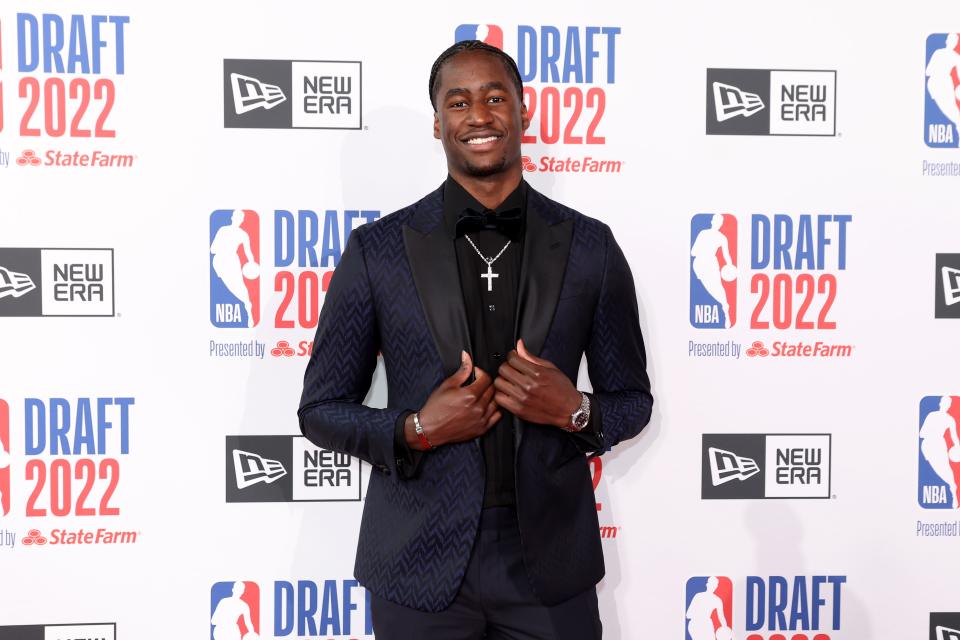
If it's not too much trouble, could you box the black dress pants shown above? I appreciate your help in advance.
[371,506,602,640]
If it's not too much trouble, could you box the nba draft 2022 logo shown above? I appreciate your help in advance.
[685,576,734,640]
[211,581,260,640]
[918,395,960,509]
[690,214,738,328]
[924,34,960,148]
[210,210,261,328]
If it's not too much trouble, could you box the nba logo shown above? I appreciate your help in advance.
[690,214,738,329]
[210,210,261,328]
[0,399,9,516]
[455,24,504,50]
[685,576,733,640]
[211,581,260,640]
[918,395,960,509]
[924,34,960,148]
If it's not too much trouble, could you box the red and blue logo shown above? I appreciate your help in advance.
[211,581,260,640]
[924,34,960,148]
[210,209,261,328]
[919,395,960,509]
[685,576,734,640]
[0,400,9,517]
[690,214,738,329]
[454,24,504,49]
[686,575,845,640]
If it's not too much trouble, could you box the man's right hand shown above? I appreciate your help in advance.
[405,351,501,450]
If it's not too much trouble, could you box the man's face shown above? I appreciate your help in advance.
[433,51,529,180]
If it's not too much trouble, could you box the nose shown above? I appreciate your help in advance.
[467,100,493,125]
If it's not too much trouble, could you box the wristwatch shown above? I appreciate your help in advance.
[564,393,591,432]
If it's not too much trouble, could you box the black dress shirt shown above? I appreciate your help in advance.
[394,176,600,507]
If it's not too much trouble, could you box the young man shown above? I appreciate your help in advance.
[298,40,653,639]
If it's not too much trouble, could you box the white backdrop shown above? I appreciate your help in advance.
[2,2,960,638]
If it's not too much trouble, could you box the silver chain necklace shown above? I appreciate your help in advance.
[464,234,511,292]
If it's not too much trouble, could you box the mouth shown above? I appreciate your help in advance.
[461,133,503,150]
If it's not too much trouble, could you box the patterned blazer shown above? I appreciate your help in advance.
[298,183,653,612]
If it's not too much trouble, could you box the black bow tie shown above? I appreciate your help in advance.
[456,206,523,241]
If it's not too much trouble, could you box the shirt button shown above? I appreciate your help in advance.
[492,352,502,361]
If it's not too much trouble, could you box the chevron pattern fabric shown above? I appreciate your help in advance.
[299,185,653,611]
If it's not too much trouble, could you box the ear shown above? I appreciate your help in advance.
[433,112,441,140]
[520,100,530,132]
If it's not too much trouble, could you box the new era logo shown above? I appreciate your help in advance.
[226,435,362,503]
[712,82,765,121]
[230,72,287,114]
[0,266,35,299]
[709,447,759,485]
[702,433,832,499]
[935,254,960,318]
[932,613,960,640]
[233,449,287,489]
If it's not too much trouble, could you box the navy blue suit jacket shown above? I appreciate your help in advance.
[298,184,652,612]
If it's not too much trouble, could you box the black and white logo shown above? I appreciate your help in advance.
[931,613,960,640]
[231,73,287,114]
[706,68,836,136]
[936,254,960,319]
[0,622,116,640]
[702,434,832,499]
[223,59,362,130]
[0,248,115,317]
[225,435,361,502]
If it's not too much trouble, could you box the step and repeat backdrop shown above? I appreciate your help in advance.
[1,1,960,639]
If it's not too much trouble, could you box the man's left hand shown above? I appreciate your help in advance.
[494,339,582,429]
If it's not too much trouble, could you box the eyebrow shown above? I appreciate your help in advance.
[443,81,511,99]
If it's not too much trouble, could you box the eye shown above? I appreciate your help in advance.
[488,96,505,104]
[448,100,467,109]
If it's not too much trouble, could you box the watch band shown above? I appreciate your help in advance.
[564,393,591,432]
[413,412,433,450]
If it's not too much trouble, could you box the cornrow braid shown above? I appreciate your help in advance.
[428,40,524,111]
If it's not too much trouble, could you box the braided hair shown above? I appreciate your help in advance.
[428,40,523,111]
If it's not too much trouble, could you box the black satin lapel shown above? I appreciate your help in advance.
[403,224,471,377]
[514,203,574,357]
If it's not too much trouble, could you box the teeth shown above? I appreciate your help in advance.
[466,136,498,145]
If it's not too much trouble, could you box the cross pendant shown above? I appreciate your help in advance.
[480,264,499,292]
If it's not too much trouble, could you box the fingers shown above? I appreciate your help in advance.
[448,350,473,387]
[469,365,494,390]
[517,339,554,368]
[506,350,539,377]
[493,375,525,402]
[485,409,503,429]
[496,360,528,388]
[478,379,496,405]
[494,391,523,416]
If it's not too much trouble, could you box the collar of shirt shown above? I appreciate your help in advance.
[441,175,528,239]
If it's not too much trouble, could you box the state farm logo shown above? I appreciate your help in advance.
[22,527,137,545]
[745,340,851,358]
[270,340,296,357]
[745,341,769,357]
[16,150,41,166]
[22,528,47,545]
[588,457,619,540]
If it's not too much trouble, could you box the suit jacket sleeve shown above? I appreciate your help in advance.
[585,224,654,453]
[297,227,407,480]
